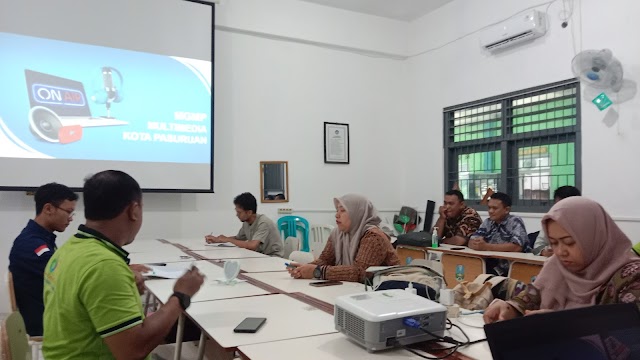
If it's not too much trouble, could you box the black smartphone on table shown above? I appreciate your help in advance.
[233,317,267,333]
[309,280,342,287]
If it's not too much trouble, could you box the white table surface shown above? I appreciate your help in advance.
[145,261,271,303]
[165,237,237,251]
[238,333,426,359]
[447,314,492,359]
[187,294,337,349]
[243,272,366,305]
[129,249,195,265]
[123,239,172,253]
[192,249,268,260]
[238,313,491,360]
[229,257,289,273]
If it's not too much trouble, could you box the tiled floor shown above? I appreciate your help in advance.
[152,342,203,360]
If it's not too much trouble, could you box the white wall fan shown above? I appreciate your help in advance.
[571,49,637,109]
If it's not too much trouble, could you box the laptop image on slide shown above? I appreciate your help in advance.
[484,303,640,360]
[24,69,128,128]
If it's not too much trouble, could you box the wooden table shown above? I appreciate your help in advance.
[422,245,546,286]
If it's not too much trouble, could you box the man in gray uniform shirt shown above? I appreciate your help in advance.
[206,192,284,257]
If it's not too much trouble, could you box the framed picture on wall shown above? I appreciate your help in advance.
[324,122,349,164]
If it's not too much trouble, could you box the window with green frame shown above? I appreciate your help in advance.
[444,79,581,212]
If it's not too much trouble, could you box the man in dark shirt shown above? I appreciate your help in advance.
[9,183,78,336]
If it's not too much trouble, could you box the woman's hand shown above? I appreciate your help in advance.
[525,309,553,316]
[288,264,316,279]
[483,299,520,324]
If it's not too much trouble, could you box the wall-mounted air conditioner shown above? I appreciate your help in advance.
[480,10,547,52]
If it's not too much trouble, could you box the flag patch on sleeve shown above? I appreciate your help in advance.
[34,244,50,257]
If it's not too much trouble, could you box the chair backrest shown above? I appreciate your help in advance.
[309,224,333,259]
[282,236,300,259]
[277,216,310,252]
[288,251,315,264]
[441,253,486,289]
[7,272,17,313]
[1,312,31,360]
[508,261,543,284]
[396,246,428,266]
[410,259,443,275]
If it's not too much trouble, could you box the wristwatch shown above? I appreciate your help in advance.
[171,291,191,310]
[313,265,322,280]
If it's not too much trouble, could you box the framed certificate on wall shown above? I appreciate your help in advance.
[324,122,349,164]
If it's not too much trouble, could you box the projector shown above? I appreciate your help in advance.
[334,290,447,352]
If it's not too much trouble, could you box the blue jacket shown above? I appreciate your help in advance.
[8,220,57,336]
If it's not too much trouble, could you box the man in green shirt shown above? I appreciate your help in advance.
[633,242,640,256]
[43,170,204,359]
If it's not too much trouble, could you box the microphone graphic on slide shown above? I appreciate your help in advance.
[91,66,124,118]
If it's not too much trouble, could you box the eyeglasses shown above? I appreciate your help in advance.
[54,205,76,218]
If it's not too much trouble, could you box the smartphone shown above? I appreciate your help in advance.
[233,317,267,333]
[309,280,343,287]
[451,247,465,250]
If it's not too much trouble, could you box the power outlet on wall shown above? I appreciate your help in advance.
[277,208,293,214]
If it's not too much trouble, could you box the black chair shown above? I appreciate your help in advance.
[527,231,540,250]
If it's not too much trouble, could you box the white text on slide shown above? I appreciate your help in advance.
[174,112,207,121]
[122,132,207,144]
[147,122,206,133]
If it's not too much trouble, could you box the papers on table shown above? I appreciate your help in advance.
[143,264,193,279]
[205,242,237,248]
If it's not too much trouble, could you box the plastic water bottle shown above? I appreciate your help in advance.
[432,227,439,248]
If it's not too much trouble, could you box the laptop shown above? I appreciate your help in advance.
[24,69,128,127]
[484,303,640,360]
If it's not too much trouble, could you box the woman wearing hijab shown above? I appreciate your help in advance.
[484,197,640,323]
[288,194,399,282]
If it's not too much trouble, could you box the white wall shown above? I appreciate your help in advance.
[1,0,410,313]
[3,0,639,314]
[404,0,640,238]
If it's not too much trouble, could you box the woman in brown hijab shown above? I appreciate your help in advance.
[484,197,640,323]
[288,194,399,282]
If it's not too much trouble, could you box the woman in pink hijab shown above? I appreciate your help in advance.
[485,197,640,323]
[288,194,399,282]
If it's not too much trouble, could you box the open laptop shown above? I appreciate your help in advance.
[24,69,128,127]
[484,303,640,360]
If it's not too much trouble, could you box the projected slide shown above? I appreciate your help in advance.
[0,32,211,164]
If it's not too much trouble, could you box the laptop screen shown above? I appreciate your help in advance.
[484,303,640,360]
[24,69,92,117]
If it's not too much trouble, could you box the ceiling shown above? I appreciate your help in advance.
[299,0,453,22]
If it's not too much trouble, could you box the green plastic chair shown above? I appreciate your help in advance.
[278,216,310,252]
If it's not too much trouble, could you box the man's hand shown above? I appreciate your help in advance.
[129,264,151,273]
[173,267,205,297]
[540,248,554,257]
[129,264,150,295]
[468,237,488,251]
[438,205,447,219]
[133,271,146,295]
[205,235,222,244]
[483,299,520,324]
[289,264,316,279]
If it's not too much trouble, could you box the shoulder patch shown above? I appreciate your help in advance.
[35,244,50,256]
